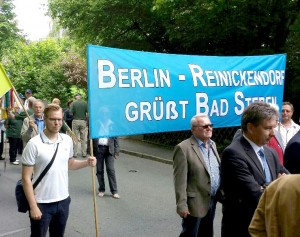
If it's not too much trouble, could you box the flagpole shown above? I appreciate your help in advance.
[0,63,37,134]
[89,138,99,237]
[11,85,38,134]
[3,135,7,172]
[85,53,98,236]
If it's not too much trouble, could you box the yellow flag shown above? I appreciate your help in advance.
[0,63,13,98]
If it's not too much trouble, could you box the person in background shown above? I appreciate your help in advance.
[0,120,4,161]
[173,113,221,237]
[0,97,5,160]
[15,106,24,155]
[283,130,300,174]
[17,97,35,120]
[221,102,288,237]
[21,99,45,148]
[70,93,88,158]
[11,94,27,154]
[19,93,25,100]
[275,101,300,149]
[52,98,61,106]
[22,103,96,237]
[11,97,35,142]
[18,93,26,112]
[51,98,68,134]
[24,89,35,110]
[249,175,300,237]
[266,129,284,165]
[5,106,23,165]
[64,100,73,130]
[92,137,120,199]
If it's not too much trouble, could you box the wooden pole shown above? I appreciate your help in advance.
[11,85,37,134]
[3,136,7,172]
[89,138,99,237]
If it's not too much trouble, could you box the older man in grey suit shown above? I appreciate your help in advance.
[20,99,45,148]
[173,113,221,237]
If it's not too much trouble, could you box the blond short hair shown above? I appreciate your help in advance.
[44,103,62,118]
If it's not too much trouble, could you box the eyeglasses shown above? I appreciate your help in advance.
[47,118,63,122]
[194,124,213,129]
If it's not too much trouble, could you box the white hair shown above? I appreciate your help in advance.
[190,113,209,127]
[269,103,279,111]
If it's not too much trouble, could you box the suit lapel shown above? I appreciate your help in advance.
[241,137,265,178]
[190,136,210,172]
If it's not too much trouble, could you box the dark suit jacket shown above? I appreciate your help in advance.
[92,137,119,157]
[173,135,221,218]
[284,130,300,174]
[233,128,284,153]
[221,136,287,237]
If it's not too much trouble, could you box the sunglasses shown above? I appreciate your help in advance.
[195,124,213,129]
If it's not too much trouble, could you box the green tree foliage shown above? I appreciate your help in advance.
[3,38,86,107]
[284,14,300,120]
[48,0,300,112]
[49,0,300,55]
[0,0,23,58]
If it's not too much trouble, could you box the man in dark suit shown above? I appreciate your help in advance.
[92,137,120,199]
[283,130,300,174]
[173,114,221,237]
[221,101,288,237]
[233,125,285,164]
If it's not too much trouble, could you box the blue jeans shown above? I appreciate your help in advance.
[179,197,217,237]
[96,145,118,194]
[30,196,71,237]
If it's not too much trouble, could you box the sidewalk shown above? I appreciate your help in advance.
[0,137,174,166]
[119,137,174,165]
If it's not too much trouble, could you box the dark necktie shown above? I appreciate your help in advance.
[258,149,271,184]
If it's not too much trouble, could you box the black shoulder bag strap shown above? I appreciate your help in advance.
[32,135,60,189]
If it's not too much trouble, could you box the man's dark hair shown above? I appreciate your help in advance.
[241,102,278,132]
[67,100,73,107]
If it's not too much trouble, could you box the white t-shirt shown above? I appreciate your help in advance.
[22,132,73,203]
[276,120,300,149]
[98,138,108,145]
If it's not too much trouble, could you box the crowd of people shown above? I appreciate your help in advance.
[1,90,300,237]
[0,89,122,236]
[173,101,300,237]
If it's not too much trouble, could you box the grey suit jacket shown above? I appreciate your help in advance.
[21,115,41,148]
[173,135,220,218]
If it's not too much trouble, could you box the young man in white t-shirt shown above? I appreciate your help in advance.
[22,103,96,237]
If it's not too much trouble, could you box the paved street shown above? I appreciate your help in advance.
[0,141,222,237]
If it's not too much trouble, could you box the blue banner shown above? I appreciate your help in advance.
[87,45,286,138]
